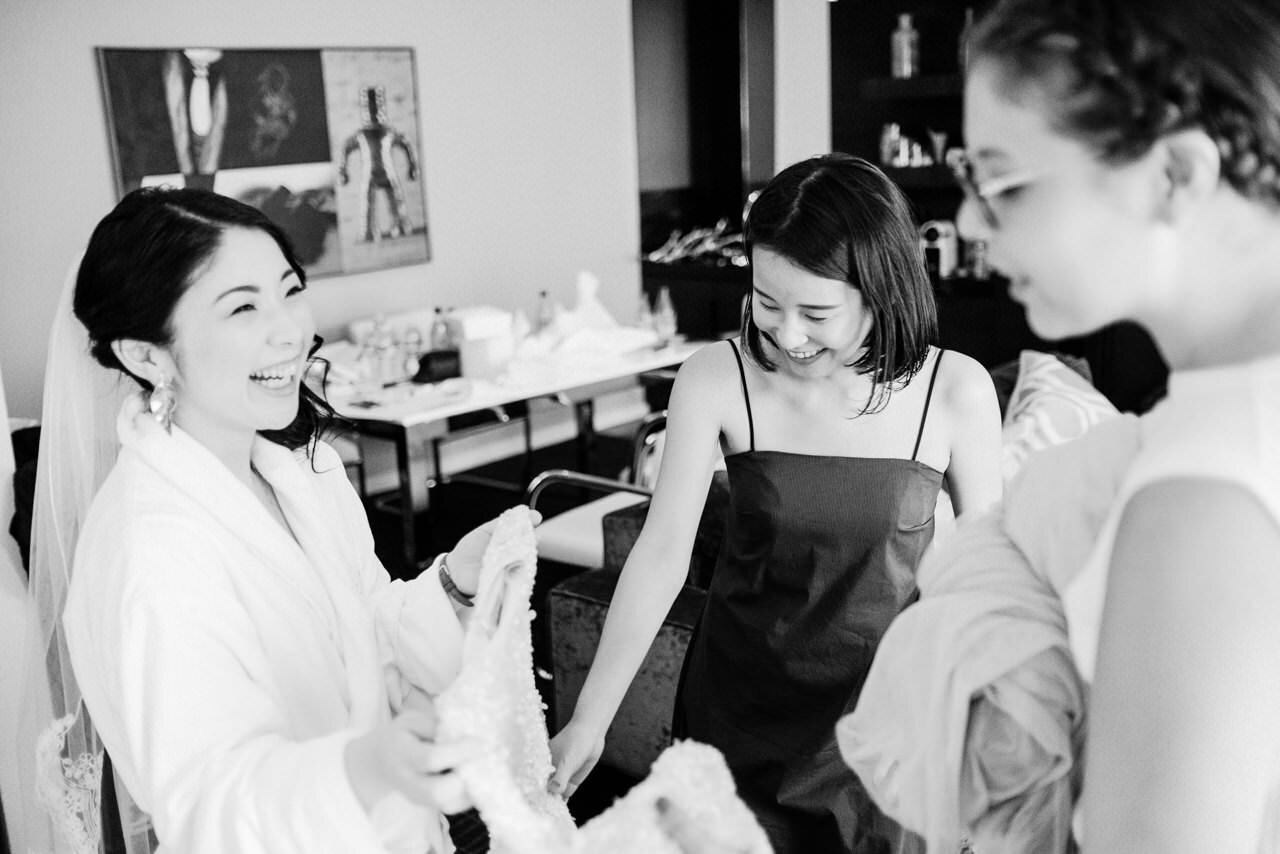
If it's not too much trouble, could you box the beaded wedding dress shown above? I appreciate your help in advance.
[435,507,771,854]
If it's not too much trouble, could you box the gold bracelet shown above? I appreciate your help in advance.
[437,554,475,607]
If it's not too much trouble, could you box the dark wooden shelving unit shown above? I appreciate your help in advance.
[859,73,963,100]
[884,164,955,189]
[829,2,1167,411]
[641,260,749,341]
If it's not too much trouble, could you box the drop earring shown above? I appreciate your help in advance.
[148,374,177,433]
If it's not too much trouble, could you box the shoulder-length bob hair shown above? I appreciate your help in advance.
[742,153,937,412]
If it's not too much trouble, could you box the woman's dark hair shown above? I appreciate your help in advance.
[972,0,1280,209]
[742,153,937,414]
[73,186,336,452]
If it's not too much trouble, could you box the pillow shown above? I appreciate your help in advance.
[1001,350,1119,481]
[989,352,1091,418]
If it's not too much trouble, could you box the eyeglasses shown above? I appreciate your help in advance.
[946,149,1046,229]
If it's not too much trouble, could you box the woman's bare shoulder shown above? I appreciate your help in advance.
[674,339,745,391]
[933,348,998,413]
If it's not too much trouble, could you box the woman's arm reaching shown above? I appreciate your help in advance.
[548,344,733,796]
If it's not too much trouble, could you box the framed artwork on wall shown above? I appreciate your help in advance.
[97,47,431,277]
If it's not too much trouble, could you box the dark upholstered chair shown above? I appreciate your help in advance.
[544,471,730,776]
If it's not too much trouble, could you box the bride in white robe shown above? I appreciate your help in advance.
[33,186,493,854]
[64,398,467,853]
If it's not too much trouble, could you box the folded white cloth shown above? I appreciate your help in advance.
[838,416,1141,853]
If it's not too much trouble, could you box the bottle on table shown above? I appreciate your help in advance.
[536,290,555,335]
[371,317,402,384]
[654,286,678,346]
[444,306,460,350]
[402,325,425,377]
[637,290,655,332]
[430,306,451,352]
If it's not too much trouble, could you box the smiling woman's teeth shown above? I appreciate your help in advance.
[250,363,298,388]
[787,348,820,360]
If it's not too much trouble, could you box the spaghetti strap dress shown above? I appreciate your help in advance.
[676,340,946,854]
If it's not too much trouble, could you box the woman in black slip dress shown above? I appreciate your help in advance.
[550,154,1004,853]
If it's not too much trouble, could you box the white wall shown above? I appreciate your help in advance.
[775,0,833,170]
[0,0,830,421]
[0,0,643,421]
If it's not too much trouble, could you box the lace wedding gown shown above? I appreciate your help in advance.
[435,507,771,854]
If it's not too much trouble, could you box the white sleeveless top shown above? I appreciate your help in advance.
[1064,353,1280,678]
[1062,352,1280,848]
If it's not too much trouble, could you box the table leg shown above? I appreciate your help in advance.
[521,409,535,488]
[574,399,596,471]
[393,429,417,571]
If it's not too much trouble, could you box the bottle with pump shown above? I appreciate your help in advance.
[891,13,919,79]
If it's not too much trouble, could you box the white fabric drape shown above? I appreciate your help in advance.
[18,257,154,854]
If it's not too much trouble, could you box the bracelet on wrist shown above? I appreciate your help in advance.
[438,554,475,607]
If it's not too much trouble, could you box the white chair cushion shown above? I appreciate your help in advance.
[535,492,651,569]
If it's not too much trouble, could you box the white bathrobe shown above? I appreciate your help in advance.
[64,398,465,853]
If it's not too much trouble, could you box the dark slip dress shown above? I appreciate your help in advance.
[676,340,945,854]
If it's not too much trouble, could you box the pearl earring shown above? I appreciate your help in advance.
[148,374,177,433]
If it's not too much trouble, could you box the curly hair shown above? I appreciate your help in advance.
[972,0,1280,208]
[742,153,937,415]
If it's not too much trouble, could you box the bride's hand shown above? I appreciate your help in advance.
[443,507,542,595]
[344,707,482,814]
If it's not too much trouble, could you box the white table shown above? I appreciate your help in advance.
[327,338,705,570]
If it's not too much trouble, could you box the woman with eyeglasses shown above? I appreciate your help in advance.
[549,153,1003,853]
[846,0,1280,850]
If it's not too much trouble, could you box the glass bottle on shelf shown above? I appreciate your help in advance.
[891,13,919,80]
[879,122,902,167]
[967,239,991,281]
[959,7,976,70]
